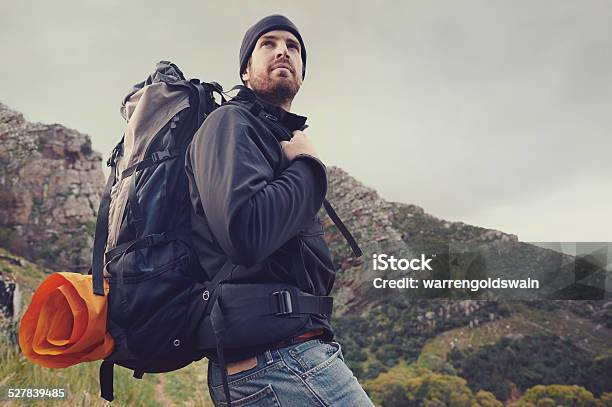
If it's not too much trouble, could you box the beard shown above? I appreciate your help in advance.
[248,67,301,108]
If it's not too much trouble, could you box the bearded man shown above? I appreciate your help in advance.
[186,15,373,406]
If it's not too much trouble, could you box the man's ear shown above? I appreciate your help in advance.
[242,58,252,83]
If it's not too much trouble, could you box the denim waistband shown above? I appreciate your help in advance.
[210,338,325,370]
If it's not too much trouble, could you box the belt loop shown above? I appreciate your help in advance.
[264,350,273,365]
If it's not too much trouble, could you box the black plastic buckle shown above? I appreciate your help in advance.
[210,81,224,93]
[107,146,122,167]
[143,233,165,247]
[143,235,155,247]
[272,291,293,316]
[151,150,172,163]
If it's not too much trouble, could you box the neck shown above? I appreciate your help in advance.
[274,99,292,111]
[247,84,292,112]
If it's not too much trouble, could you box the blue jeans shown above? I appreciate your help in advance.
[208,340,374,406]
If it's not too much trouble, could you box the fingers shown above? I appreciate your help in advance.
[281,130,319,161]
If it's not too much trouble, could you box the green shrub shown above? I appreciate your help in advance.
[511,385,600,407]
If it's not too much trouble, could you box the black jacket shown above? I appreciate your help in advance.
[185,87,336,358]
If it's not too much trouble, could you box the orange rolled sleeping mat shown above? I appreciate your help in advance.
[19,272,114,368]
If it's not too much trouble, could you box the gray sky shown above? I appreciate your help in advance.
[2,0,611,242]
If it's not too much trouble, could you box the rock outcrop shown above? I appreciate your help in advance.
[0,103,105,272]
[324,166,518,258]
[323,167,605,318]
[322,167,524,315]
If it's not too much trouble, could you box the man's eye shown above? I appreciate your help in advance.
[262,41,273,47]
[288,43,298,50]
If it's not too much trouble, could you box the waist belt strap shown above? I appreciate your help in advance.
[191,286,333,350]
[268,289,333,317]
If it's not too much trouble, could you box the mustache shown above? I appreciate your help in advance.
[269,61,295,74]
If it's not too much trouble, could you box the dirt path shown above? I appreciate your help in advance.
[155,375,175,407]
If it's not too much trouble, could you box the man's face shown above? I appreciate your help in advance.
[242,29,303,105]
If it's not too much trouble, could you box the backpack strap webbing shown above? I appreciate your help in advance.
[100,361,115,402]
[92,141,122,296]
[104,231,179,264]
[193,81,214,127]
[120,148,182,179]
[269,289,333,316]
[323,199,362,257]
[210,293,232,407]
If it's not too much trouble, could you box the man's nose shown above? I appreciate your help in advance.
[275,44,289,58]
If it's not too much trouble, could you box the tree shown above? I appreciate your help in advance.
[404,373,473,407]
[474,390,503,407]
[599,392,612,407]
[365,364,504,407]
[512,385,599,407]
[365,362,422,406]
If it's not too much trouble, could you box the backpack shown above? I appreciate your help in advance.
[90,61,361,405]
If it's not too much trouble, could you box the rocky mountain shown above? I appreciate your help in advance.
[320,167,610,402]
[323,167,608,315]
[0,103,105,272]
[0,104,609,404]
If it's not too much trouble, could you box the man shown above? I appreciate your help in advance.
[186,15,373,406]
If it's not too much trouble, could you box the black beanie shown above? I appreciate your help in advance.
[239,14,306,82]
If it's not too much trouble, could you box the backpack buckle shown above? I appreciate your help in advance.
[151,150,171,163]
[272,291,293,316]
[107,145,123,167]
[210,81,224,93]
[143,235,155,247]
[143,233,165,247]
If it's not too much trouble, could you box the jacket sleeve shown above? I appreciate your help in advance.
[188,106,328,267]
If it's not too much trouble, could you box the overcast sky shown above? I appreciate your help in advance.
[1,0,611,243]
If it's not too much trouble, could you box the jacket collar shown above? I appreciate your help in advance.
[234,86,307,132]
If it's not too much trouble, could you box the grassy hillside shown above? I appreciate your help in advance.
[418,302,612,368]
[0,248,212,406]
